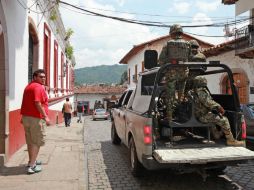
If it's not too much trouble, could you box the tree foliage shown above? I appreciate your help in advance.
[75,65,127,85]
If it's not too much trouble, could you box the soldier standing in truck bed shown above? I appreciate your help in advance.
[158,24,189,121]
[189,40,206,62]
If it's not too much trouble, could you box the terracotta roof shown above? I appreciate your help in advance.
[74,85,127,94]
[119,33,214,64]
[202,38,239,57]
[222,0,238,5]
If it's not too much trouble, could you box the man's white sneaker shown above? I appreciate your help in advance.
[27,160,42,167]
[27,165,42,174]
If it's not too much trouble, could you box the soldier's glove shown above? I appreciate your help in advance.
[218,106,225,115]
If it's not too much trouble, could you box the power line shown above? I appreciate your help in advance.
[16,0,56,14]
[185,31,226,38]
[78,4,247,21]
[59,1,250,29]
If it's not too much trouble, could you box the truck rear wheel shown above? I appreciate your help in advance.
[111,123,121,145]
[129,138,143,177]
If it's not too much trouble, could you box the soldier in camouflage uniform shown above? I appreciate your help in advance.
[158,24,189,121]
[189,40,206,62]
[193,76,244,146]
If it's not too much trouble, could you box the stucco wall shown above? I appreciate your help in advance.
[127,40,167,88]
[2,0,71,111]
[0,0,74,160]
[207,51,254,102]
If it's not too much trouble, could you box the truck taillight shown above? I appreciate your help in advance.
[143,125,152,144]
[144,125,152,135]
[144,136,152,144]
[241,119,247,139]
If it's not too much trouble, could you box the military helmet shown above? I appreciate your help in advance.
[193,76,207,88]
[170,24,183,35]
[190,39,199,48]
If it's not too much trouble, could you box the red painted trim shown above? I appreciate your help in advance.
[43,23,51,88]
[54,40,58,93]
[48,94,74,105]
[8,108,65,160]
[9,109,25,158]
[61,52,64,91]
[66,65,69,90]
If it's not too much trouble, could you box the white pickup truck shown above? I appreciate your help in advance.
[111,52,254,180]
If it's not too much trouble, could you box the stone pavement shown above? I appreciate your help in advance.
[0,118,87,190]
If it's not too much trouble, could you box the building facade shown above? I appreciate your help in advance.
[74,85,126,113]
[0,0,74,164]
[204,40,254,104]
[119,34,213,88]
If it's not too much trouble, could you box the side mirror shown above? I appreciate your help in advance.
[144,50,158,69]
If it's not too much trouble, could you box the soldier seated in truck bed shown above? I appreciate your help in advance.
[192,76,244,146]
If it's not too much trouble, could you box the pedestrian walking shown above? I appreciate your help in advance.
[77,102,83,123]
[20,69,50,174]
[63,98,72,127]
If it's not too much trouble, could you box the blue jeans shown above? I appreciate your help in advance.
[77,112,82,122]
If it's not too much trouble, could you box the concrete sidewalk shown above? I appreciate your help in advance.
[0,118,87,190]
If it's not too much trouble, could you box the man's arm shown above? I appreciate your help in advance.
[35,101,50,125]
[158,46,167,65]
[197,89,221,110]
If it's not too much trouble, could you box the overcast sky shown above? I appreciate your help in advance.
[59,0,248,69]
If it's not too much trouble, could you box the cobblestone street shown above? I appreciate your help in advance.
[83,117,254,190]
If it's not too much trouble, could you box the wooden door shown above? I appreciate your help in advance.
[223,73,248,104]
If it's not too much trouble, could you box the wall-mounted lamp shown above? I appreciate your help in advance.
[0,23,3,36]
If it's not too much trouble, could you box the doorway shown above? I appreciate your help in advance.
[222,72,249,104]
[0,10,6,161]
[28,17,39,82]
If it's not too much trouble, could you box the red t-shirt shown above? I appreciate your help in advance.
[21,81,48,119]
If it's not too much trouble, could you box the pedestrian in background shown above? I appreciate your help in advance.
[77,102,83,123]
[63,97,72,127]
[20,69,50,174]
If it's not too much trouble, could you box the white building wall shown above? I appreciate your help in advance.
[126,38,254,103]
[75,94,107,110]
[2,0,72,111]
[208,51,254,102]
[127,40,167,88]
[3,1,29,111]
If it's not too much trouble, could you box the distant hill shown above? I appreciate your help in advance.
[74,64,127,85]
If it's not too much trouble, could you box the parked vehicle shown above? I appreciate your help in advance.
[92,108,109,120]
[241,103,254,141]
[110,50,254,180]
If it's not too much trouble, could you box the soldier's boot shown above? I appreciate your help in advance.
[225,133,244,146]
[210,127,223,140]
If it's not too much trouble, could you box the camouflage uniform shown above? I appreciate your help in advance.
[188,40,206,62]
[193,76,244,146]
[158,24,189,121]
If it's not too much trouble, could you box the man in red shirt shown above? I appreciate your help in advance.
[21,69,50,174]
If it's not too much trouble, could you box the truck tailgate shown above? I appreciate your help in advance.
[153,147,254,164]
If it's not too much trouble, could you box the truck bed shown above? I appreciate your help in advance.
[153,146,254,164]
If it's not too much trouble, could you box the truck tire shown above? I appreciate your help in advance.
[129,138,143,177]
[111,123,121,145]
